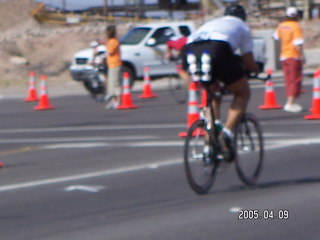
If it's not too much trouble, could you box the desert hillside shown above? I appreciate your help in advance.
[0,0,130,91]
[0,0,319,92]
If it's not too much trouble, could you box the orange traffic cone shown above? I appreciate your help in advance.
[259,79,282,110]
[305,70,320,120]
[139,66,157,99]
[34,75,54,110]
[179,82,201,137]
[24,72,38,102]
[117,72,139,110]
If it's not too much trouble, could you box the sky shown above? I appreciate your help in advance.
[36,0,198,10]
[36,0,159,10]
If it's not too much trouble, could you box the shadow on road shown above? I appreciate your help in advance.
[211,176,320,195]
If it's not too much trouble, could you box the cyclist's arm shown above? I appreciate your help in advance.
[166,41,173,59]
[242,52,259,74]
[238,25,259,73]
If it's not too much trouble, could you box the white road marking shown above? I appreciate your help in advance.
[40,137,320,150]
[40,141,183,149]
[0,120,318,136]
[0,159,181,192]
[262,120,320,126]
[0,135,159,144]
[149,164,159,169]
[43,143,109,149]
[265,137,320,150]
[230,207,242,213]
[127,141,183,147]
[0,133,314,147]
[1,137,318,151]
[64,185,105,193]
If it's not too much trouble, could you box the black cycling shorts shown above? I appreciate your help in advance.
[181,40,246,86]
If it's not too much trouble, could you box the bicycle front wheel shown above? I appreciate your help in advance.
[184,119,218,194]
[234,113,264,185]
[168,74,188,104]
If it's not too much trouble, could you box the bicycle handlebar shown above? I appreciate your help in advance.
[247,69,273,82]
[206,69,274,100]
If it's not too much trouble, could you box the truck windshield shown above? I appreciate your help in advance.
[121,27,151,45]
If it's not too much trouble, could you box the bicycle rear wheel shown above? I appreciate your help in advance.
[184,119,218,194]
[168,74,188,104]
[234,113,264,185]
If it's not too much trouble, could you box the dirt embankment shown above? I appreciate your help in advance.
[0,0,319,95]
[0,0,130,93]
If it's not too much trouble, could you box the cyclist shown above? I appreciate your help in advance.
[165,29,190,84]
[166,31,188,61]
[181,3,259,162]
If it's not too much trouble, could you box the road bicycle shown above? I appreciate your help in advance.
[167,60,188,104]
[184,73,270,195]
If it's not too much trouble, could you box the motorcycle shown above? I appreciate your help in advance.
[75,42,107,101]
[81,63,106,102]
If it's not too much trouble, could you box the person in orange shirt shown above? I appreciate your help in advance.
[273,7,305,113]
[105,25,122,109]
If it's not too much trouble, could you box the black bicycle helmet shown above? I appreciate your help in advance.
[224,3,247,21]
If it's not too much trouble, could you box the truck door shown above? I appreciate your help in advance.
[144,27,176,75]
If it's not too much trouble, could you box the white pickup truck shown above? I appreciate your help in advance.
[69,21,266,86]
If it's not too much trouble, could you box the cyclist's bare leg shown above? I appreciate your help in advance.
[212,98,221,120]
[224,76,250,131]
[179,69,190,86]
[207,82,221,121]
[194,82,221,148]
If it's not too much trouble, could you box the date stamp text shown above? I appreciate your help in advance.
[238,209,289,220]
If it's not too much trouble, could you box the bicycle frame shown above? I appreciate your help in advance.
[199,84,226,162]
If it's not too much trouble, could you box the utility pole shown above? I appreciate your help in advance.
[103,0,108,16]
[284,0,292,7]
[62,0,66,11]
[247,0,259,13]
[303,0,310,20]
[138,0,144,18]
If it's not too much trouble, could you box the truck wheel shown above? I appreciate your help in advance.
[121,65,135,88]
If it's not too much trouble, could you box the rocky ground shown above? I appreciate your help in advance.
[0,0,132,97]
[0,0,319,98]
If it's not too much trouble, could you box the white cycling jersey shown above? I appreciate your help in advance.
[188,16,253,55]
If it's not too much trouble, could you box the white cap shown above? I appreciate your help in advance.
[286,7,298,17]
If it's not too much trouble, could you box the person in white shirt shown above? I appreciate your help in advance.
[181,3,258,162]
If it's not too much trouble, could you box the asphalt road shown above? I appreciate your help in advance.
[0,78,320,240]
